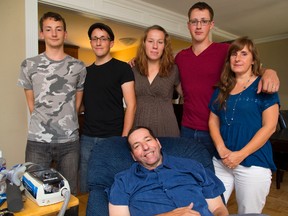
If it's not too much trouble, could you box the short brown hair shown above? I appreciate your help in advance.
[40,12,66,32]
[188,2,214,20]
[127,126,157,150]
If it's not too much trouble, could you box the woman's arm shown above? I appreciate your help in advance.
[223,104,279,167]
[208,112,231,159]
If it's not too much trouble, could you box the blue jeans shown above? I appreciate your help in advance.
[25,139,79,195]
[80,135,107,193]
[180,126,217,159]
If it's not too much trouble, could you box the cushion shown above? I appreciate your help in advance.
[86,136,213,216]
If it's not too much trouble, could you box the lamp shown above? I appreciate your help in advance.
[119,37,137,46]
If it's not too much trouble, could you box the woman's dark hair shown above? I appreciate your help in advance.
[215,36,262,109]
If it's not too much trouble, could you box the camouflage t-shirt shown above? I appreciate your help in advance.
[17,53,87,143]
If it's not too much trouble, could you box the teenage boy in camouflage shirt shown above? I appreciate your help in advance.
[17,12,86,195]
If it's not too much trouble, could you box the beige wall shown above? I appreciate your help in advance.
[78,48,95,66]
[0,0,27,167]
[79,47,137,66]
[111,46,138,62]
[256,39,288,110]
[79,46,137,66]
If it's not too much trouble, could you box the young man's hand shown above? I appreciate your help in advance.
[127,58,136,68]
[257,69,279,93]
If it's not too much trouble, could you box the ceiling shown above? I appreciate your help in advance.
[39,0,288,52]
[141,0,288,42]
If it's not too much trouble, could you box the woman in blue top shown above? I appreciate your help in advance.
[208,37,279,214]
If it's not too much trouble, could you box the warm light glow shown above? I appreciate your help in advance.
[119,37,137,46]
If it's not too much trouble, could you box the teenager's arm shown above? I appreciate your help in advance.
[24,89,34,114]
[122,81,136,136]
[258,68,280,93]
[75,91,84,114]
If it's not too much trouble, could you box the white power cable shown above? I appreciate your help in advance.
[57,188,71,216]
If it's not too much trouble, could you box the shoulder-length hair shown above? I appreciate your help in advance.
[135,25,174,77]
[215,36,262,109]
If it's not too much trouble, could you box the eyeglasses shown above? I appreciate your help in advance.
[188,19,211,26]
[91,36,111,43]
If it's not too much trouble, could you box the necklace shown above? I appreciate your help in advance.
[224,75,253,126]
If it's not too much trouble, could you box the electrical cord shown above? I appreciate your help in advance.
[57,188,70,216]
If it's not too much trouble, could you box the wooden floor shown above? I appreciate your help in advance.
[227,171,288,215]
[77,171,288,216]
